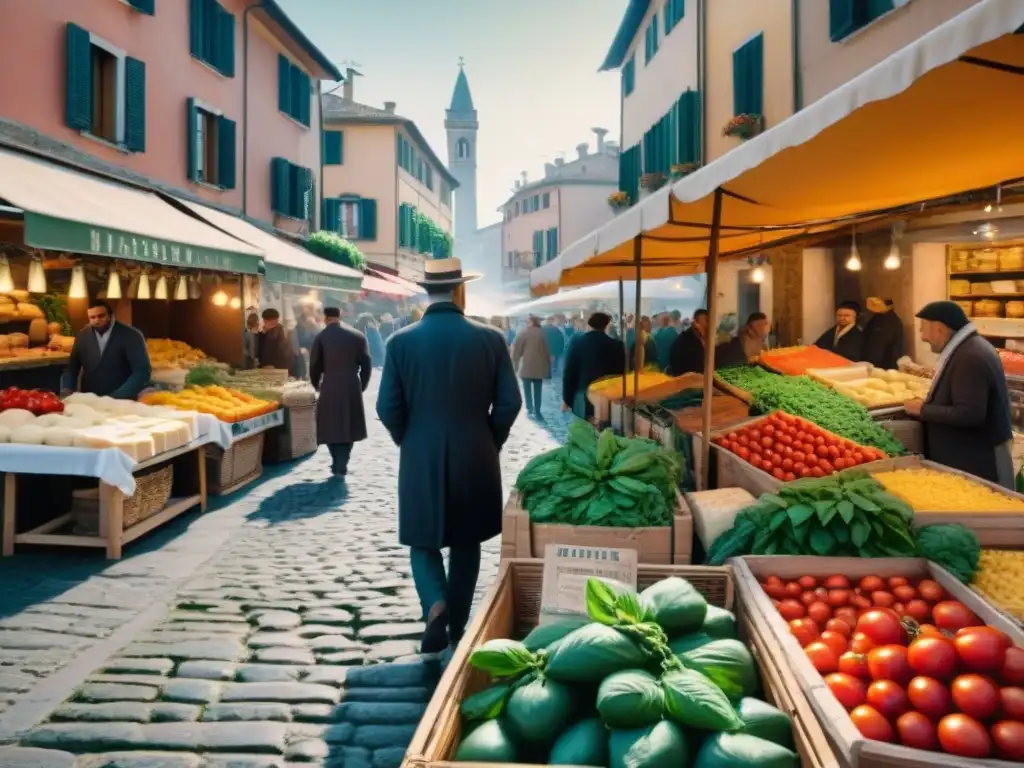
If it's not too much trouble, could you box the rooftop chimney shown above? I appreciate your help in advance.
[383,101,396,114]
[576,143,589,160]
[593,127,609,154]
[554,157,565,167]
[343,67,361,103]
[544,162,556,178]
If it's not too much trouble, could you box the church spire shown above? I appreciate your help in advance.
[447,58,476,119]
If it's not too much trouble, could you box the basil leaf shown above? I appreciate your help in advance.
[586,577,624,626]
[470,639,537,678]
[786,504,814,526]
[848,492,880,513]
[761,494,788,510]
[461,681,514,721]
[662,668,745,731]
[809,526,836,556]
[850,520,870,548]
[836,500,855,524]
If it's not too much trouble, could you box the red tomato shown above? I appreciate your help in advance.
[1003,647,1024,685]
[954,627,1011,673]
[770,454,783,469]
[850,632,877,655]
[907,636,957,681]
[856,609,904,646]
[824,575,850,590]
[761,436,773,449]
[872,591,896,608]
[763,582,787,600]
[933,601,978,633]
[834,607,859,628]
[808,602,832,627]
[789,617,820,647]
[938,714,992,758]
[859,575,885,594]
[951,674,1001,720]
[897,711,939,751]
[888,576,909,589]
[820,630,849,657]
[792,451,806,463]
[818,460,835,475]
[784,472,796,481]
[810,467,825,478]
[868,646,913,686]
[784,582,803,598]
[827,444,840,459]
[750,429,762,441]
[814,435,826,447]
[827,589,849,608]
[826,672,867,710]
[763,424,775,435]
[778,599,805,621]
[907,676,952,721]
[805,453,819,466]
[867,680,910,719]
[893,585,916,603]
[853,451,864,464]
[850,705,895,742]
[839,652,870,680]
[805,641,839,674]
[851,594,873,611]
[826,618,853,637]
[904,599,931,622]
[1000,687,1024,720]
[800,591,818,607]
[917,624,953,641]
[781,458,794,471]
[991,720,1024,761]
[771,467,785,480]
[917,579,945,603]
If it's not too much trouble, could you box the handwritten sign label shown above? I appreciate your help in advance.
[540,544,637,625]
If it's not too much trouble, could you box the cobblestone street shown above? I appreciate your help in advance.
[0,378,568,767]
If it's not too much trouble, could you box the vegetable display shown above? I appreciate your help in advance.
[141,386,277,423]
[588,372,674,398]
[515,420,682,528]
[716,366,906,455]
[0,387,64,415]
[760,571,1024,759]
[455,576,798,767]
[711,412,885,482]
[757,346,854,376]
[874,468,1024,513]
[973,550,1024,622]
[808,366,930,409]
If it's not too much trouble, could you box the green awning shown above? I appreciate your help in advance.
[0,149,264,273]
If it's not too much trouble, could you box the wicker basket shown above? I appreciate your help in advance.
[207,432,264,495]
[263,403,317,463]
[72,464,174,535]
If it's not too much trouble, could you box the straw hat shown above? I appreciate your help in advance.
[417,258,481,287]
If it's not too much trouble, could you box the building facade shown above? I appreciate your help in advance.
[0,0,340,238]
[321,76,457,281]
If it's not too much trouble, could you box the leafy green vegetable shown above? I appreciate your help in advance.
[693,732,798,768]
[470,639,540,679]
[454,719,518,762]
[735,697,794,749]
[915,523,981,582]
[545,624,648,683]
[661,667,745,731]
[461,681,514,721]
[680,639,758,701]
[506,676,575,743]
[185,365,225,387]
[639,577,707,636]
[703,605,738,639]
[522,617,591,652]
[609,721,690,768]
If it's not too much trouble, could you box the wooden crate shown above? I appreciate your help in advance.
[206,432,264,495]
[500,490,693,564]
[403,559,838,768]
[733,556,1024,768]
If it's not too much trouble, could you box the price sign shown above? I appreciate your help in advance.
[539,544,637,625]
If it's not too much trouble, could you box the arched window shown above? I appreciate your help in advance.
[457,138,471,159]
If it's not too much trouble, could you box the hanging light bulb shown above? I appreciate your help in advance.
[0,255,14,294]
[174,275,188,301]
[845,227,862,272]
[212,290,228,307]
[229,296,241,309]
[154,274,169,300]
[68,263,88,299]
[27,256,47,294]
[884,224,902,270]
[751,265,765,284]
[105,267,122,299]
[136,271,151,300]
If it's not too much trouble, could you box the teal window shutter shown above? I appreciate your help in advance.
[218,6,235,77]
[733,34,763,115]
[829,0,856,40]
[128,0,155,14]
[542,192,550,209]
[217,115,236,189]
[750,34,764,114]
[189,0,203,58]
[186,98,198,181]
[124,57,146,152]
[398,204,407,247]
[65,23,92,132]
[290,165,310,219]
[732,46,747,116]
[677,89,701,163]
[622,56,635,97]
[868,0,894,20]
[300,71,311,126]
[324,131,343,165]
[290,66,303,122]
[278,55,291,114]
[358,199,377,240]
[322,199,340,232]
[271,157,290,215]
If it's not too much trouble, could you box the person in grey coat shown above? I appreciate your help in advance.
[511,315,551,417]
[309,307,372,477]
[904,301,1013,487]
[376,258,522,652]
[61,300,152,399]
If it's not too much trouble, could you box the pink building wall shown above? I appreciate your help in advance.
[0,0,327,234]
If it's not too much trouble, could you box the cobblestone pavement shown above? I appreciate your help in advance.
[0,377,568,767]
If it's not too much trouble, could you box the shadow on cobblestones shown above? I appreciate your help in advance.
[243,478,351,526]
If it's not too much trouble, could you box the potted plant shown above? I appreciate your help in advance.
[304,230,366,270]
[639,172,668,191]
[608,191,631,210]
[670,162,701,180]
[723,113,764,140]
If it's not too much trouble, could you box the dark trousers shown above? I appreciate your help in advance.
[328,443,353,475]
[409,544,481,645]
[522,378,543,414]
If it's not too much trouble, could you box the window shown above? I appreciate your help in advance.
[622,55,635,97]
[441,181,452,208]
[186,99,235,188]
[324,197,377,240]
[457,137,471,159]
[323,131,343,165]
[618,144,642,205]
[546,228,559,262]
[532,230,544,267]
[830,0,895,42]
[425,165,434,191]
[673,88,701,165]
[189,0,234,77]
[732,33,764,117]
[271,158,313,220]
[126,0,155,13]
[532,194,540,212]
[65,24,146,152]
[643,113,671,175]
[665,0,685,34]
[277,55,310,126]
[644,18,659,65]
[514,201,520,216]
[542,192,550,209]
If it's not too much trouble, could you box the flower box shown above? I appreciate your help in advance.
[724,113,765,140]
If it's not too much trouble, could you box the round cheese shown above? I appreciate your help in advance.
[64,392,100,406]
[0,409,36,428]
[10,424,45,445]
[62,404,99,422]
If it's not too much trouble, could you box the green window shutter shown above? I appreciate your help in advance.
[398,204,407,247]
[750,34,764,115]
[829,0,856,41]
[299,71,311,126]
[678,89,701,163]
[217,115,236,189]
[189,0,203,57]
[65,23,92,132]
[732,45,747,116]
[868,0,894,20]
[271,157,290,215]
[289,66,303,122]
[290,165,310,219]
[218,6,235,77]
[128,0,155,14]
[322,199,340,233]
[358,199,377,240]
[278,55,291,114]
[324,131,342,165]
[124,57,146,152]
[543,192,550,208]
[186,98,199,181]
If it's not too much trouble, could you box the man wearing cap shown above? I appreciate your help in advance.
[377,258,522,652]
[862,297,905,370]
[814,301,865,361]
[905,300,1013,487]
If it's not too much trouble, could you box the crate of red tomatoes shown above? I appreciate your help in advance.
[704,411,887,498]
[732,555,1024,767]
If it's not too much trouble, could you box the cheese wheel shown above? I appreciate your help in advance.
[0,409,36,428]
[62,404,99,422]
[10,424,45,445]
[64,392,99,406]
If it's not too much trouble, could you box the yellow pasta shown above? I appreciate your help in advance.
[973,549,1024,620]
[874,468,1024,512]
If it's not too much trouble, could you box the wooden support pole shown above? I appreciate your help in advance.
[619,279,627,400]
[633,238,643,434]
[700,187,725,490]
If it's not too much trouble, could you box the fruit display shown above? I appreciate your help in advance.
[716,366,907,455]
[807,364,930,409]
[182,367,316,406]
[515,419,681,527]
[874,467,1024,513]
[759,571,1024,760]
[587,372,673,398]
[140,386,277,423]
[454,576,799,767]
[146,339,213,370]
[0,387,64,415]
[757,345,855,376]
[711,412,886,482]
[972,550,1024,623]
[1001,349,1024,378]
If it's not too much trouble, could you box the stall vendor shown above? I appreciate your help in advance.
[715,312,769,368]
[904,300,1013,488]
[814,300,865,361]
[60,300,152,399]
[862,297,905,369]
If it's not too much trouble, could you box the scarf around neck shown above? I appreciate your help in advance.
[925,322,977,403]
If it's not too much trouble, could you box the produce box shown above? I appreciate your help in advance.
[806,365,929,411]
[403,559,838,768]
[733,555,1024,768]
[759,346,855,377]
[499,489,693,564]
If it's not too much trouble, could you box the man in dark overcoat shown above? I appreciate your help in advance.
[61,300,151,399]
[309,307,372,477]
[814,300,865,361]
[376,258,522,652]
[561,311,626,419]
[905,301,1014,487]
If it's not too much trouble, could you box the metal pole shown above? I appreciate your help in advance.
[700,188,725,490]
[619,279,627,400]
[633,238,643,435]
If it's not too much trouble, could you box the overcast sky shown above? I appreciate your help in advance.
[279,0,623,228]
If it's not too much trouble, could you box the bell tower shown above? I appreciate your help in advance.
[445,58,478,238]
